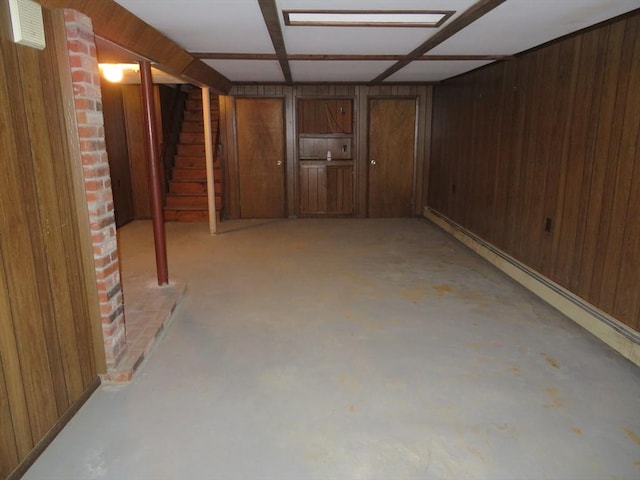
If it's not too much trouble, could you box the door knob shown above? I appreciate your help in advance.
[370,159,377,165]
[276,160,282,166]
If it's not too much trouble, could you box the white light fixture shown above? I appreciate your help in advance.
[98,63,139,83]
[283,10,454,28]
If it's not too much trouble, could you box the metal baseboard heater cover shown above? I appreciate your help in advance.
[424,206,640,366]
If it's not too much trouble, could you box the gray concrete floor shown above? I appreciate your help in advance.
[24,219,640,480]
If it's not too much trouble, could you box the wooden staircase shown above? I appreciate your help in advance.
[164,88,222,222]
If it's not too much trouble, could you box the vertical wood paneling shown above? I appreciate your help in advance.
[297,98,353,134]
[596,18,639,313]
[490,61,517,248]
[0,6,100,476]
[1,32,60,449]
[122,85,151,218]
[611,20,640,327]
[21,38,89,407]
[0,354,19,477]
[429,12,640,330]
[575,22,625,302]
[102,82,134,227]
[219,95,240,218]
[0,255,32,464]
[535,44,564,273]
[120,85,165,219]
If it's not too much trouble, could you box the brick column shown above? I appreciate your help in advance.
[63,10,126,370]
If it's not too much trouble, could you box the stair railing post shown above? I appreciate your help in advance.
[139,60,169,285]
[202,86,218,235]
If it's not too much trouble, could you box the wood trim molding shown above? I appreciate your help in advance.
[257,0,292,84]
[370,0,508,83]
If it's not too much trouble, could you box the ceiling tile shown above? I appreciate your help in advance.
[430,0,640,55]
[115,0,275,53]
[290,60,395,82]
[203,60,285,82]
[386,60,493,82]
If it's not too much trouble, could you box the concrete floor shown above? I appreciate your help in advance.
[24,219,640,480]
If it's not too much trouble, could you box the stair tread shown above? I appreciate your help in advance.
[164,206,210,211]
[169,178,219,182]
[166,192,208,196]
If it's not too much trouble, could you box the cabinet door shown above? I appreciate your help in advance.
[300,164,327,214]
[327,165,353,215]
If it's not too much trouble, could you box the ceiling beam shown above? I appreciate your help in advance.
[370,0,508,83]
[36,0,231,93]
[257,0,292,83]
[192,52,513,62]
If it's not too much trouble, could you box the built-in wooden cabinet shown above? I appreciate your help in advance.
[297,99,354,216]
[300,162,353,215]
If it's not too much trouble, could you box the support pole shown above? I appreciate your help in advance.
[202,87,218,235]
[139,60,169,285]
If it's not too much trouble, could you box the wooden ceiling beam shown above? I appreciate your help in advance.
[36,0,231,92]
[370,0,508,83]
[257,0,292,84]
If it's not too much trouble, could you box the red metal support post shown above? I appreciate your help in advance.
[139,60,169,285]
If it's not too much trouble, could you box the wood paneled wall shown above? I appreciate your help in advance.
[120,85,164,219]
[298,98,353,134]
[102,81,134,227]
[221,84,432,219]
[428,12,640,331]
[0,6,101,478]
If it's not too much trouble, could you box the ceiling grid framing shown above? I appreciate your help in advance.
[257,0,292,83]
[97,0,640,84]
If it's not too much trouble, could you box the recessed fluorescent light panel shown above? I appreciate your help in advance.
[283,10,454,28]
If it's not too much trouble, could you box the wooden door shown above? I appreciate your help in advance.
[236,98,285,218]
[368,98,417,217]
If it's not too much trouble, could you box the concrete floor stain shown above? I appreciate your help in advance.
[400,286,428,303]
[622,427,640,445]
[432,284,454,296]
[541,353,560,369]
[572,427,583,436]
[544,387,564,408]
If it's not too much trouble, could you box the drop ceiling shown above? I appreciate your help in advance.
[112,0,639,84]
